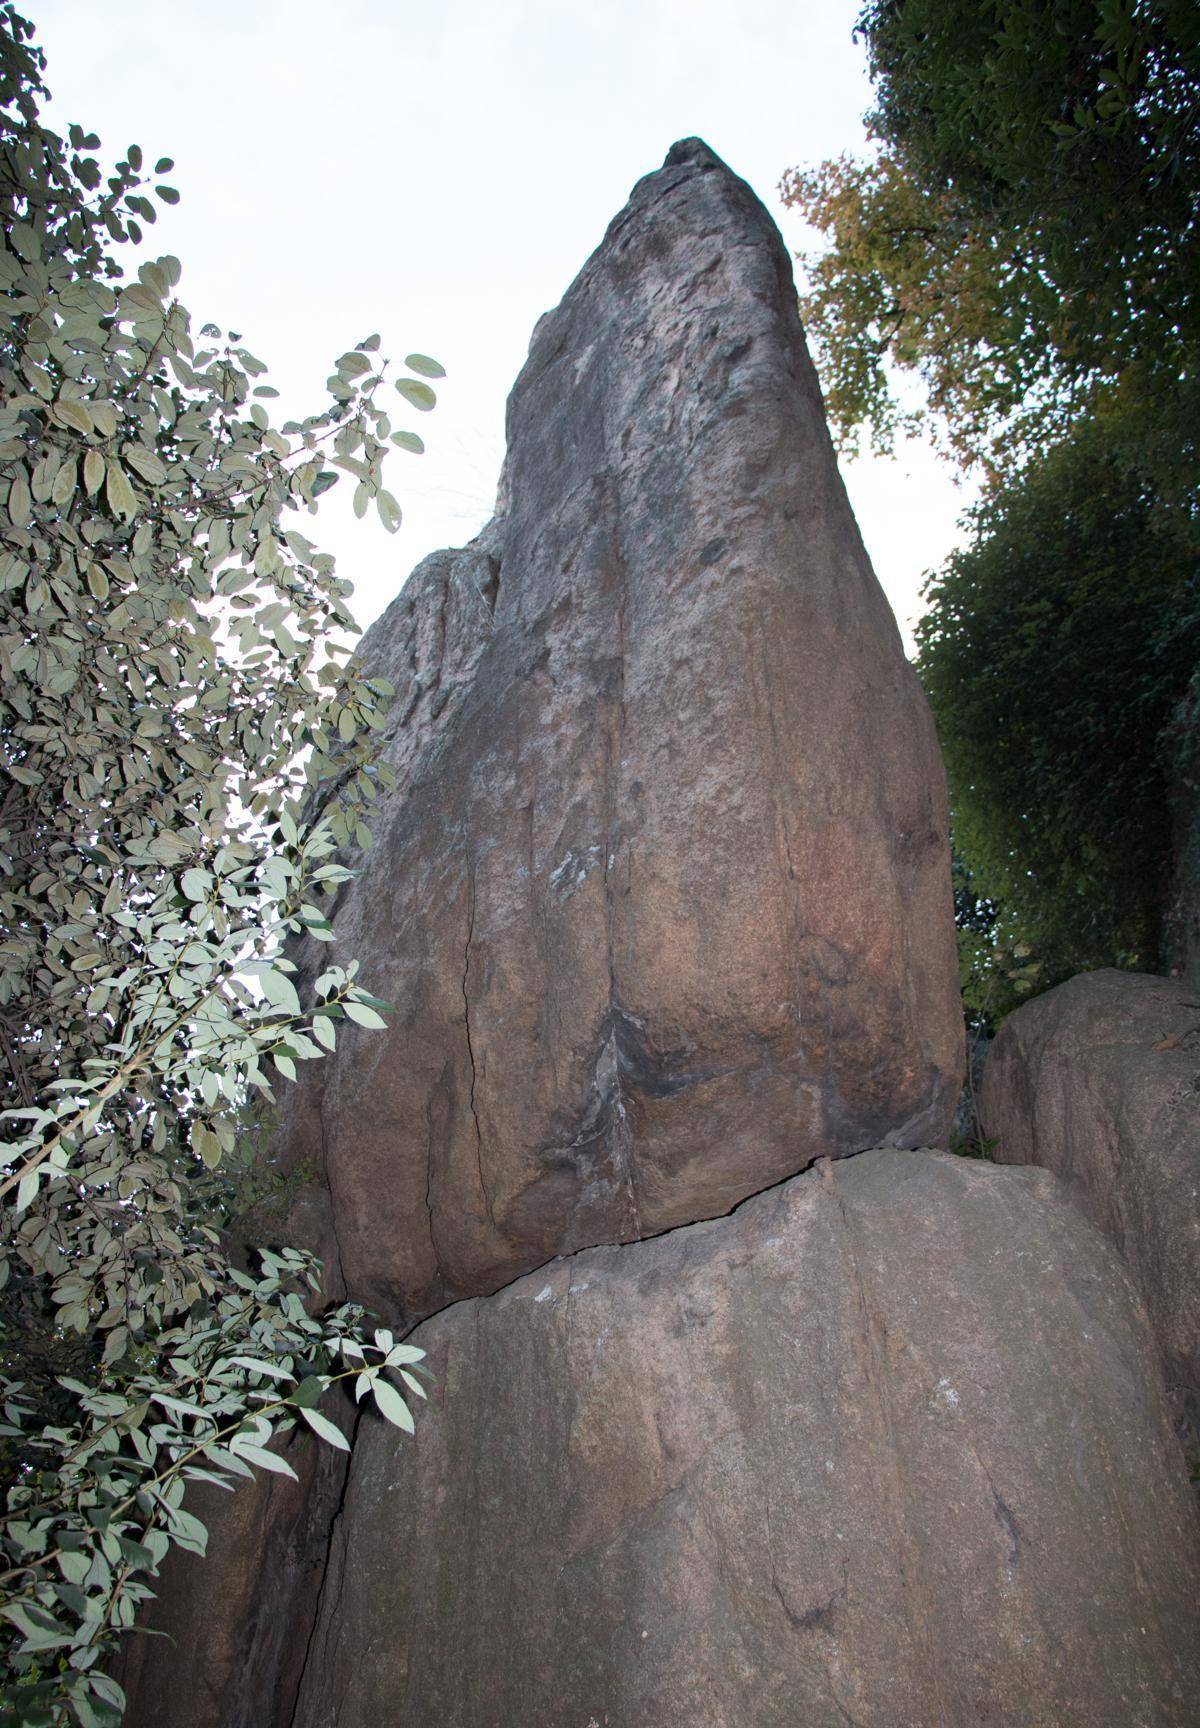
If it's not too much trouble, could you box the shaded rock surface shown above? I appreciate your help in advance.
[116,1423,349,1728]
[980,969,1200,1418]
[290,1149,1200,1728]
[280,137,962,1323]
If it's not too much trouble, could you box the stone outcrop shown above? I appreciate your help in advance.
[980,969,1200,1418]
[121,147,1200,1728]
[279,136,962,1324]
[289,1150,1200,1728]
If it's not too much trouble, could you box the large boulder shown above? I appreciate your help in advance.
[289,1150,1200,1728]
[279,137,962,1323]
[980,969,1200,1417]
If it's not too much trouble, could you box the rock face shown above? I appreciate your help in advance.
[280,137,962,1323]
[289,1150,1200,1728]
[980,969,1200,1418]
[115,1424,349,1728]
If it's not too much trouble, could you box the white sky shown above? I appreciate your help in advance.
[33,0,974,652]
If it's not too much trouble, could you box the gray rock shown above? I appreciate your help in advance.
[278,137,962,1324]
[980,968,1200,1418]
[289,1150,1200,1728]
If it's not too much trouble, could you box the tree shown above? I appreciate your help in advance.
[0,9,441,1721]
[915,411,1200,985]
[781,0,1200,488]
[781,0,1200,1008]
[949,851,1040,1037]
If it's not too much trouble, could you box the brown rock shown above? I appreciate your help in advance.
[116,1427,348,1728]
[980,968,1200,1417]
[281,137,962,1322]
[289,1150,1200,1728]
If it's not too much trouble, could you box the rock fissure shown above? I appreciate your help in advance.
[397,1135,940,1348]
[819,1157,951,1727]
[461,865,494,1232]
[760,626,799,892]
[422,1066,447,1291]
[980,969,1200,1424]
[596,469,641,1239]
[286,1399,364,1728]
[987,1476,1021,1567]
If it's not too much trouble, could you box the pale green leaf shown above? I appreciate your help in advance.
[395,378,437,412]
[300,1406,351,1450]
[83,448,105,495]
[51,457,77,508]
[259,968,301,1015]
[384,1344,426,1365]
[51,398,94,435]
[404,353,446,379]
[371,1377,415,1433]
[8,473,31,526]
[228,1440,298,1479]
[105,457,137,521]
[181,868,211,902]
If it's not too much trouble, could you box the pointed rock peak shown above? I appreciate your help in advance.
[662,135,729,171]
[274,139,963,1324]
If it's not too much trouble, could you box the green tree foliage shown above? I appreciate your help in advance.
[950,852,1040,1035]
[916,416,1200,986]
[781,0,1200,485]
[782,0,1200,1003]
[0,9,442,1720]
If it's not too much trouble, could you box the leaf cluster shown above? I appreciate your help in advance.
[916,413,1200,985]
[0,1256,427,1728]
[781,0,1200,482]
[0,6,439,1719]
[782,0,1200,1017]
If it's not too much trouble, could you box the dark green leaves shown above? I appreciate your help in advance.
[782,0,1200,481]
[916,413,1200,992]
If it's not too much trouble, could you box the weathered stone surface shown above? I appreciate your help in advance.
[980,969,1200,1417]
[279,137,962,1323]
[289,1150,1200,1728]
[117,1425,349,1728]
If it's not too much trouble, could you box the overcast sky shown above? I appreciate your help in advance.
[33,0,974,651]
